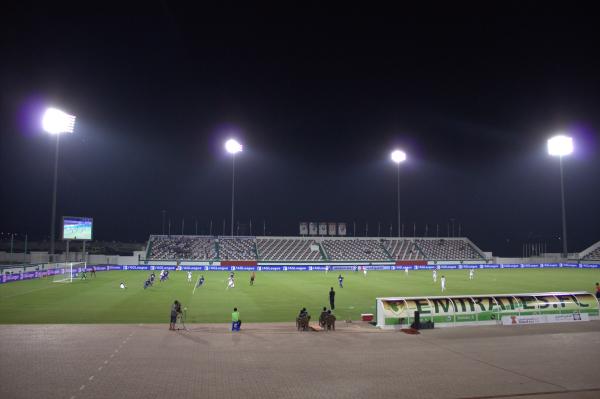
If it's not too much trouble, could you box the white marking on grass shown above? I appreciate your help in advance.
[70,396,76,399]
[110,354,114,358]
[114,349,119,353]
[89,375,94,381]
[98,366,103,371]
[79,385,85,391]
[104,360,109,364]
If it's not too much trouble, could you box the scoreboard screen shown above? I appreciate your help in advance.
[62,216,93,240]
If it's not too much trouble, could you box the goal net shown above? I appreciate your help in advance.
[53,262,87,283]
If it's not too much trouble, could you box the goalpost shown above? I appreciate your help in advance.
[52,262,87,283]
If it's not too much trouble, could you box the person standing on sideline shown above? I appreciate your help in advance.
[469,269,474,280]
[169,300,181,331]
[363,266,367,277]
[231,307,241,331]
[338,274,344,288]
[441,275,446,292]
[404,266,409,275]
[433,269,437,282]
[329,287,336,310]
[250,271,256,286]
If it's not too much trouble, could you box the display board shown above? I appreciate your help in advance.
[376,292,599,328]
[62,216,93,240]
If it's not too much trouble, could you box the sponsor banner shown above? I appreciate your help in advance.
[378,291,599,328]
[580,264,600,269]
[561,263,579,268]
[500,264,521,268]
[502,313,590,325]
[309,222,318,236]
[299,222,308,235]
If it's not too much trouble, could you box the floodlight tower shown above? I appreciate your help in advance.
[390,149,407,237]
[225,139,243,236]
[547,134,573,259]
[42,107,76,262]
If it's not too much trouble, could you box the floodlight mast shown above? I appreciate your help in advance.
[547,135,573,259]
[225,139,243,236]
[390,150,406,238]
[42,108,76,262]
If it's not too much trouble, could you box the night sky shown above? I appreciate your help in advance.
[1,6,599,256]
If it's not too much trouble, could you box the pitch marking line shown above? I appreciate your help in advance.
[89,376,94,381]
[79,385,85,391]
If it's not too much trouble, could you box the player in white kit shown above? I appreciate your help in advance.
[187,271,192,283]
[363,266,367,277]
[433,269,437,282]
[226,276,235,289]
[441,275,446,292]
[469,269,474,280]
[404,267,409,274]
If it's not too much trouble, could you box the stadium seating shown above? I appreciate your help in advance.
[382,239,424,260]
[145,235,487,262]
[218,237,257,260]
[321,239,389,261]
[581,245,600,260]
[256,238,322,261]
[147,235,216,260]
[415,239,483,260]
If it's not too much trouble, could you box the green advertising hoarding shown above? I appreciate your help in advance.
[376,292,599,328]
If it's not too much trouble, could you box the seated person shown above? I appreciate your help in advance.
[296,308,310,331]
[319,307,328,328]
[326,310,336,331]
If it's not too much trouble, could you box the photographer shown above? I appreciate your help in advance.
[169,300,182,331]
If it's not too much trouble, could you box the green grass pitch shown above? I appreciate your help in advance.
[1,269,598,324]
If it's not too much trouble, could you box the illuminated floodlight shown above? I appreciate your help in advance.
[42,108,76,134]
[547,135,573,157]
[225,139,243,154]
[390,149,406,164]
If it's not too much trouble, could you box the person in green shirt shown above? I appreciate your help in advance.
[231,307,241,331]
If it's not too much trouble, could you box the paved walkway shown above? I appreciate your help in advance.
[1,321,599,399]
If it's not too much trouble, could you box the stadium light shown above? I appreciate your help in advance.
[547,135,573,157]
[225,139,243,236]
[547,134,573,259]
[42,108,76,134]
[225,138,243,154]
[390,149,407,237]
[43,107,77,262]
[390,149,406,164]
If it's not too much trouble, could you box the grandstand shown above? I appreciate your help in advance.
[321,238,390,261]
[580,241,600,261]
[257,237,322,261]
[145,235,487,262]
[147,235,216,260]
[415,238,484,260]
[382,239,424,260]
[218,236,257,260]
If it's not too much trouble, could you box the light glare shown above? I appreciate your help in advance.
[42,108,76,134]
[225,139,243,154]
[390,149,406,164]
[547,135,573,156]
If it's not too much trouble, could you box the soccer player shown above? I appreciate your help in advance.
[159,269,165,281]
[120,281,127,289]
[197,275,205,288]
[91,266,96,278]
[325,265,329,274]
[80,267,87,280]
[595,282,600,299]
[363,266,367,277]
[250,271,256,286]
[338,274,344,288]
[226,275,235,290]
[187,271,193,283]
[432,269,437,282]
[441,275,446,292]
[404,266,409,275]
[329,287,336,310]
[150,272,156,285]
[143,279,151,289]
[469,269,474,280]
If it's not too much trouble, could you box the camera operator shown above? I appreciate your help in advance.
[169,300,182,331]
